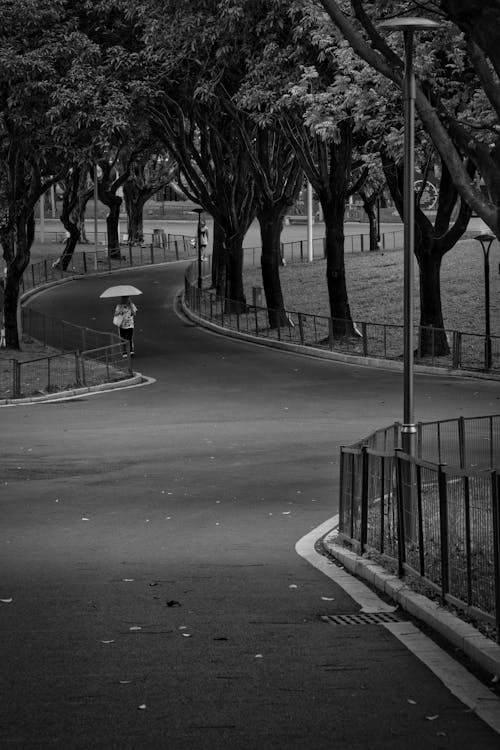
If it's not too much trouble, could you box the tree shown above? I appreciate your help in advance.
[318,0,500,238]
[0,0,94,348]
[123,151,177,244]
[236,4,366,335]
[52,166,89,271]
[252,129,303,328]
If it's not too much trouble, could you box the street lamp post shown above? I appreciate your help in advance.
[193,207,203,290]
[474,233,496,369]
[378,17,440,456]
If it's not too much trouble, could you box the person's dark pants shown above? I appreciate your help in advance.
[119,326,134,353]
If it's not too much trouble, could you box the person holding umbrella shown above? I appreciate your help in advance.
[113,296,137,355]
[100,284,142,357]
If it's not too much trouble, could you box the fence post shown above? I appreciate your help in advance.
[328,318,334,350]
[416,422,422,459]
[44,259,48,282]
[458,416,466,469]
[395,449,406,577]
[438,463,449,602]
[360,446,369,555]
[452,331,461,369]
[298,313,305,345]
[361,322,368,356]
[12,359,20,399]
[338,447,345,534]
[415,464,425,576]
[492,473,500,644]
[75,351,82,386]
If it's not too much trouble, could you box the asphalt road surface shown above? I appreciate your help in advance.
[2,262,500,749]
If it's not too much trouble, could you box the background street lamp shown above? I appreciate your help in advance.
[474,232,496,369]
[193,207,204,290]
[378,17,440,456]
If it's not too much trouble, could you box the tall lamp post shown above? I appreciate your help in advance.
[474,233,496,369]
[193,207,203,290]
[378,17,440,456]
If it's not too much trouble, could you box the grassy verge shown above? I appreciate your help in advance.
[243,239,499,338]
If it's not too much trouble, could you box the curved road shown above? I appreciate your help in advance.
[1,262,500,749]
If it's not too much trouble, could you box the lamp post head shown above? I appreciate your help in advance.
[192,207,203,215]
[378,17,441,32]
[474,233,496,249]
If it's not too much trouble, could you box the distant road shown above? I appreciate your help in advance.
[36,215,403,249]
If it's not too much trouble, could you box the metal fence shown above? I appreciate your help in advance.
[22,307,120,353]
[6,343,131,399]
[338,417,500,640]
[184,269,500,374]
[22,233,196,294]
[242,228,404,267]
[358,414,500,470]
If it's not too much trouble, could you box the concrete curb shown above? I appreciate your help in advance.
[0,372,144,406]
[321,531,500,681]
[180,299,500,381]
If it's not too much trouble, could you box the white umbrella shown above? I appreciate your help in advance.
[99,284,142,298]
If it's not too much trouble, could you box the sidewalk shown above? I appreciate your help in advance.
[321,526,500,684]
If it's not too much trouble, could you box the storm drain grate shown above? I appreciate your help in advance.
[321,612,402,626]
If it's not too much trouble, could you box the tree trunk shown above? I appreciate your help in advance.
[1,212,35,349]
[77,186,92,244]
[55,230,80,272]
[105,197,122,258]
[53,168,82,271]
[361,194,380,251]
[416,249,450,358]
[123,182,146,244]
[321,192,357,337]
[224,233,246,313]
[211,221,226,293]
[258,207,289,328]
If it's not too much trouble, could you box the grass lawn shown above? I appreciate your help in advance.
[244,238,500,338]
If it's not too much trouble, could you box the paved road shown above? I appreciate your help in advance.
[2,262,500,748]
